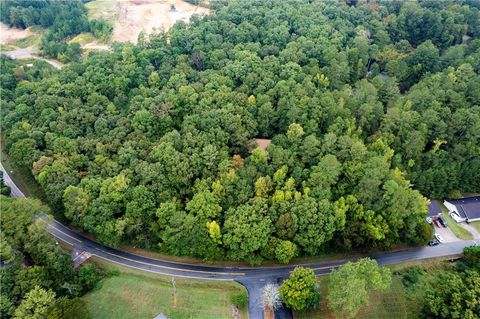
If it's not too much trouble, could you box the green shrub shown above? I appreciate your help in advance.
[230,292,248,308]
[400,267,425,288]
[463,245,480,270]
[47,298,89,319]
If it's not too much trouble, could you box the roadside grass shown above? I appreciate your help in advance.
[83,257,247,319]
[0,133,46,200]
[472,221,480,233]
[461,192,480,197]
[387,257,457,273]
[119,244,357,268]
[441,208,473,240]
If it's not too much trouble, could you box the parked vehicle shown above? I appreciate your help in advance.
[434,233,445,243]
[449,212,462,223]
[428,239,440,246]
[439,217,448,228]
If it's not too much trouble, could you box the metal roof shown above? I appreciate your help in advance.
[445,196,480,220]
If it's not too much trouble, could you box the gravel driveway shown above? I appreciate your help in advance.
[433,223,460,243]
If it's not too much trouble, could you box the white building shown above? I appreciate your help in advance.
[444,196,480,223]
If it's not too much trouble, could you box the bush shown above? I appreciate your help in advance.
[231,291,248,308]
[73,264,102,296]
[47,298,89,319]
[463,245,480,270]
[400,267,425,288]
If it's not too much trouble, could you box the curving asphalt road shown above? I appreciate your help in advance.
[1,162,478,319]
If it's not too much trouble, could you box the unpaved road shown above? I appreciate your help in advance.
[0,46,64,69]
[0,46,38,59]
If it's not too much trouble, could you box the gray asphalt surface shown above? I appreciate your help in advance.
[0,162,25,198]
[1,162,478,319]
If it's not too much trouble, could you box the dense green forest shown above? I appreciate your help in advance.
[1,0,479,264]
[0,196,102,319]
[0,0,112,62]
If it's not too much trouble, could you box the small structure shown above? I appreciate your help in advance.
[153,313,168,319]
[444,196,480,223]
[71,246,92,268]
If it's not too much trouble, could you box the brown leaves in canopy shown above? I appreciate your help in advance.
[232,154,244,169]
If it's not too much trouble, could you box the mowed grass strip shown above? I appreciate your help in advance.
[440,205,473,240]
[82,273,245,319]
[472,221,480,233]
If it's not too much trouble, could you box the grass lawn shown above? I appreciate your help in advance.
[441,208,473,240]
[472,221,480,233]
[82,258,247,319]
[1,133,46,200]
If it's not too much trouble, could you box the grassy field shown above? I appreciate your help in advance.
[81,257,247,319]
[472,221,480,233]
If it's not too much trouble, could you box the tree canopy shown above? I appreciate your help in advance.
[327,258,392,318]
[279,267,320,312]
[0,196,102,319]
[1,0,479,264]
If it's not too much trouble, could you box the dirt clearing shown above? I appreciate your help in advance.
[87,0,210,43]
[0,22,37,45]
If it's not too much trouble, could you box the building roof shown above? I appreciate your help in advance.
[445,196,480,220]
[428,199,442,217]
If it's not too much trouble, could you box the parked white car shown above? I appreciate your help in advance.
[449,212,462,223]
[434,233,445,243]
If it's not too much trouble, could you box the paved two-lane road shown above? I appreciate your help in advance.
[1,162,478,318]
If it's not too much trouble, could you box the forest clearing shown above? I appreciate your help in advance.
[86,0,210,43]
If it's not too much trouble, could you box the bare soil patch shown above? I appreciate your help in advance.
[0,22,37,44]
[87,0,210,44]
